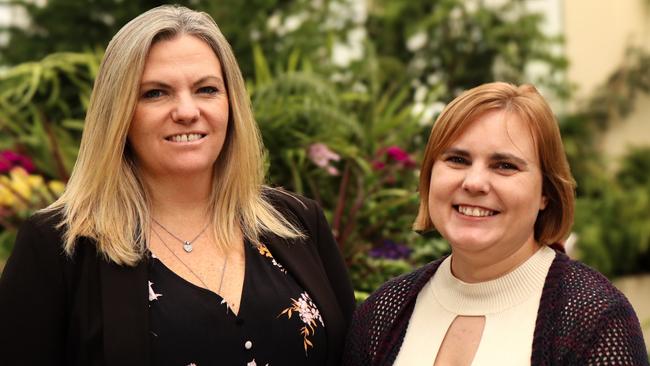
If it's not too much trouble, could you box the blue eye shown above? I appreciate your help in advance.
[142,89,164,99]
[197,86,219,95]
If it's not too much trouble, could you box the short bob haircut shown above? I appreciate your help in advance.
[48,5,302,265]
[413,82,575,246]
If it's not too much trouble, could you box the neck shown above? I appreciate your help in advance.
[143,170,213,222]
[450,237,541,283]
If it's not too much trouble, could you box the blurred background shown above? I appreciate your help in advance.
[0,0,649,350]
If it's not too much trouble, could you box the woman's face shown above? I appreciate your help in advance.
[128,34,229,180]
[428,109,547,261]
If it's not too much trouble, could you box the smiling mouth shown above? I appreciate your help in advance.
[165,133,206,143]
[454,205,498,217]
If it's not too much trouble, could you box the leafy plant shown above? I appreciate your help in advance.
[0,51,101,180]
[3,0,647,293]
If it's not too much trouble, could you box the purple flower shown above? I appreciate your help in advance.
[369,240,412,260]
[307,143,341,176]
[0,150,36,173]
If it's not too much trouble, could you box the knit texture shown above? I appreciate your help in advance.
[342,251,649,366]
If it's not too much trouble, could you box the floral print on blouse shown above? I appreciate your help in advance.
[257,243,288,274]
[279,292,325,352]
[147,241,327,366]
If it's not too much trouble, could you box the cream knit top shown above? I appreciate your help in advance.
[394,245,556,366]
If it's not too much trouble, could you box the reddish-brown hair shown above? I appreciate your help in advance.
[413,82,575,245]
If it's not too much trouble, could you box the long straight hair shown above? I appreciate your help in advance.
[46,5,303,265]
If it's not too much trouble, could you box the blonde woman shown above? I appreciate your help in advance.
[0,5,354,366]
[343,82,648,365]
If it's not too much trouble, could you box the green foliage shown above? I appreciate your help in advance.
[250,45,424,258]
[367,0,567,97]
[558,46,650,277]
[0,0,211,65]
[1,0,648,290]
[0,230,16,270]
[0,52,100,179]
[618,146,650,189]
[572,146,650,277]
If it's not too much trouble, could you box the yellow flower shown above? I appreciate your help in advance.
[48,180,66,197]
[8,167,31,201]
[0,180,15,206]
[27,174,44,189]
[0,168,66,211]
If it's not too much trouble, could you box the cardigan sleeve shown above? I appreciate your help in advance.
[342,296,374,366]
[0,214,67,365]
[584,296,650,365]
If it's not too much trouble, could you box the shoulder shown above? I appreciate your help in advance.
[24,208,65,236]
[1,209,71,294]
[360,258,443,312]
[14,208,66,253]
[351,258,444,335]
[263,187,318,216]
[541,252,639,337]
[536,252,648,364]
[345,259,445,364]
[552,254,631,309]
[262,187,323,232]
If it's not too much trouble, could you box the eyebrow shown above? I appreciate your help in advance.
[140,75,225,89]
[441,148,529,167]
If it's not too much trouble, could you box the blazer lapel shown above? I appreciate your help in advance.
[100,258,150,366]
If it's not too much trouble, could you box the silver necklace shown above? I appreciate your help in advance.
[151,228,228,294]
[152,218,209,253]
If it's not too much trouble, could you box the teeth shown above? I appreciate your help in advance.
[169,133,203,142]
[457,205,495,217]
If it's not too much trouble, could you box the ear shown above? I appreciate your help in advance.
[539,194,548,211]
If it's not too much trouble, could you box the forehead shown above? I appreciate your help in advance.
[448,109,539,161]
[142,34,222,76]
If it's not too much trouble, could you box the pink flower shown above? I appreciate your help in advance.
[371,160,385,170]
[0,159,10,173]
[0,150,35,173]
[385,146,409,161]
[372,146,417,170]
[385,146,416,167]
[308,143,340,176]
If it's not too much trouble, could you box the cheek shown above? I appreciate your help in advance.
[126,122,145,147]
[427,165,450,224]
[125,118,156,162]
[508,174,545,215]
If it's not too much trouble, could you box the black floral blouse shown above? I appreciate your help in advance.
[147,241,327,366]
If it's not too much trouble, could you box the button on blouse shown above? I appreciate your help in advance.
[147,241,327,366]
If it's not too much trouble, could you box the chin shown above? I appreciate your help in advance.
[163,161,216,176]
[447,233,499,253]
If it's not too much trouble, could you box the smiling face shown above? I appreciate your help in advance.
[428,109,547,262]
[127,34,229,181]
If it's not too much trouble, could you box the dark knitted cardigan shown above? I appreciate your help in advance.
[343,251,649,366]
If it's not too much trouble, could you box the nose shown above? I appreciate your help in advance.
[171,93,200,124]
[461,165,490,194]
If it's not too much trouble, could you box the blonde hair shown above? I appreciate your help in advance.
[413,82,575,246]
[46,5,303,265]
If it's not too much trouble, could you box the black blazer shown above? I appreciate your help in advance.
[0,191,355,366]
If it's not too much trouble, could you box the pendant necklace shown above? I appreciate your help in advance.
[152,218,209,253]
[151,228,228,294]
